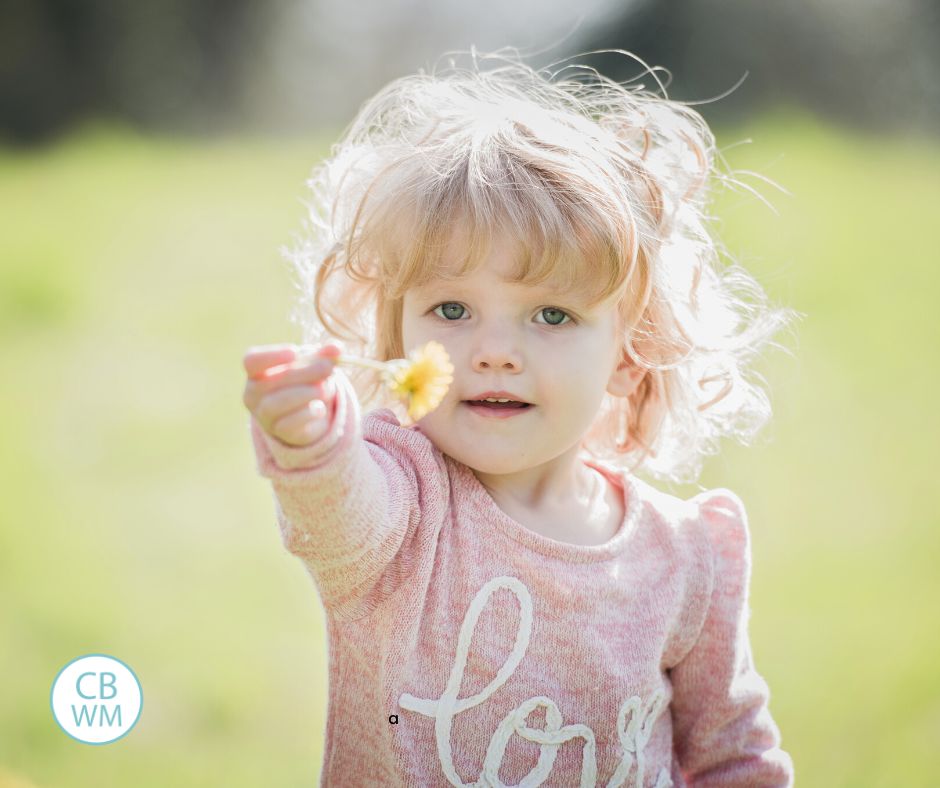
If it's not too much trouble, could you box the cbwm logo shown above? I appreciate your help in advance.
[51,654,142,744]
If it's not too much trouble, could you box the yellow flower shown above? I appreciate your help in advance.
[312,340,452,426]
[380,341,454,424]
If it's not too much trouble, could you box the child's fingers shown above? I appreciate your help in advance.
[250,341,344,382]
[254,385,327,431]
[241,341,343,431]
[272,400,331,446]
[243,357,337,411]
[318,340,345,359]
[252,353,338,389]
[243,345,297,378]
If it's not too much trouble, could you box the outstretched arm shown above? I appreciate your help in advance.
[245,347,446,622]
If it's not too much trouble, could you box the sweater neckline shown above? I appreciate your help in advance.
[448,453,643,563]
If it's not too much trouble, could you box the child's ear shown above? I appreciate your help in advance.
[606,354,646,398]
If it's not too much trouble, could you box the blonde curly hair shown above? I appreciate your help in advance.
[281,48,802,485]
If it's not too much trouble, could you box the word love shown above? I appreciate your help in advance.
[399,576,673,788]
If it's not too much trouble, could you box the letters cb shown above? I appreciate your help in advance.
[50,654,143,744]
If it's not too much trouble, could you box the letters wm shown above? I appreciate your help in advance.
[50,654,142,744]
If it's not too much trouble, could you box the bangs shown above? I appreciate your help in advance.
[365,154,637,309]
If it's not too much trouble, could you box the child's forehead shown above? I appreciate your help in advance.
[418,227,602,295]
[412,272,569,296]
[409,264,607,308]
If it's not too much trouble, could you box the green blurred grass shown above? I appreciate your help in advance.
[1,109,938,785]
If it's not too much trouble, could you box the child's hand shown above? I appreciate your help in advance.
[242,342,343,447]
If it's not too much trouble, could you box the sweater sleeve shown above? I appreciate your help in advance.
[669,489,794,786]
[248,366,448,622]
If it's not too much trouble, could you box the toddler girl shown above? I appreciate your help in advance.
[242,49,797,786]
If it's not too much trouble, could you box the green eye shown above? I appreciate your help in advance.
[435,303,466,320]
[538,308,570,326]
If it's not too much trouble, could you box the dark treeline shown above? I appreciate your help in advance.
[1,0,937,145]
[579,0,940,135]
[0,0,275,143]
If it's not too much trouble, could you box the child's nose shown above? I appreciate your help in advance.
[474,355,521,371]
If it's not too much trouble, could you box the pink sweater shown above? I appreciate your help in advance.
[249,368,794,787]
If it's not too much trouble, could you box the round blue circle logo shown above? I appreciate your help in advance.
[50,654,143,744]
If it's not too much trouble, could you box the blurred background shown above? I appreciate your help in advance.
[1,0,938,785]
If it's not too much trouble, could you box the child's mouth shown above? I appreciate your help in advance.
[465,400,530,409]
[462,400,534,418]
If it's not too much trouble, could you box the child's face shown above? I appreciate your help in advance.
[401,234,640,476]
